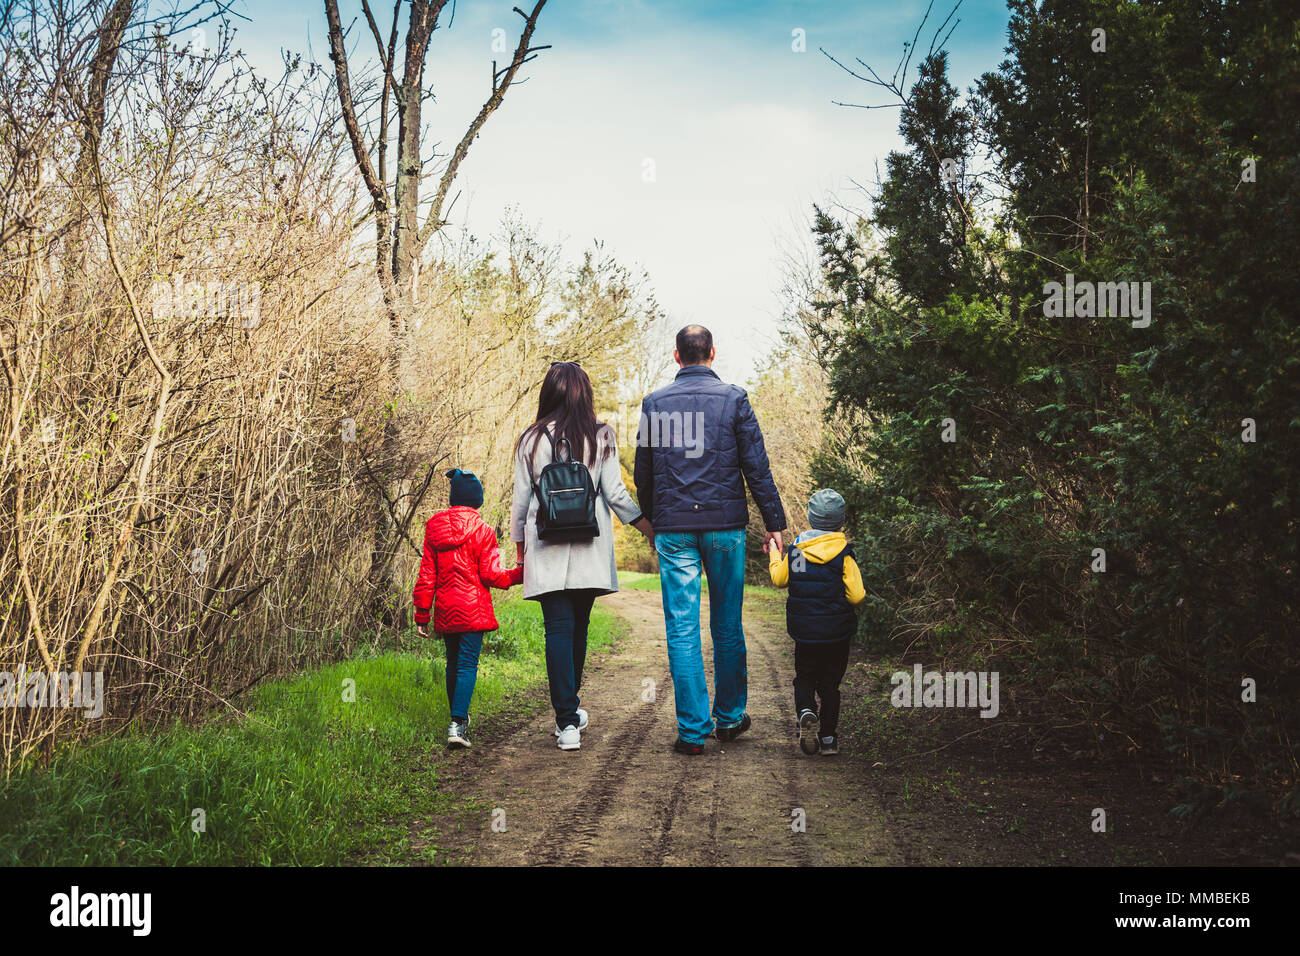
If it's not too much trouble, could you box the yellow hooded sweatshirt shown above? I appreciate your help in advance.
[768,531,866,605]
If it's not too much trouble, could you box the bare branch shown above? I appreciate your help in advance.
[416,0,548,250]
[323,0,386,206]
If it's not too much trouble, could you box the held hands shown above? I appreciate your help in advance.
[633,517,655,548]
[765,530,784,555]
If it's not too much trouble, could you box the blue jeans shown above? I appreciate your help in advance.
[655,529,748,744]
[443,631,483,723]
[538,589,600,730]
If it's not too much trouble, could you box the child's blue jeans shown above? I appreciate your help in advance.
[442,631,484,723]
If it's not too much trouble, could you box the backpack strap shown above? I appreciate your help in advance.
[538,426,576,466]
[525,426,554,503]
[527,426,571,505]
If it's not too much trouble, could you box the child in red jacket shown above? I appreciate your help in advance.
[413,469,522,749]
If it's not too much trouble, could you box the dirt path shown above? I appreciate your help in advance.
[419,587,898,866]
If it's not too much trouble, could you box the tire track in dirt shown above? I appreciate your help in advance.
[647,764,693,866]
[745,615,816,867]
[417,584,898,866]
[524,679,669,865]
[742,596,898,865]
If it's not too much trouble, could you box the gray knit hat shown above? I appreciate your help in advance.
[807,488,846,531]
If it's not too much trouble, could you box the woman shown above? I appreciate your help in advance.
[511,362,654,751]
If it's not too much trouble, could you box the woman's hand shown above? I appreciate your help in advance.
[515,542,525,566]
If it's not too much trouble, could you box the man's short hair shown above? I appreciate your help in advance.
[676,324,713,365]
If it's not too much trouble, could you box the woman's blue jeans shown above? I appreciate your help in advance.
[538,589,600,731]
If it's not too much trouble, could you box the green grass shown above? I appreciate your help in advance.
[0,594,618,866]
[617,570,662,590]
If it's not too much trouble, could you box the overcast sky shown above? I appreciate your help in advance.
[236,0,1012,383]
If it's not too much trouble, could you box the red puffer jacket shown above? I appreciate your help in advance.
[412,506,522,633]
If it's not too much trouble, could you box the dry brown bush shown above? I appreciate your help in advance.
[0,6,661,772]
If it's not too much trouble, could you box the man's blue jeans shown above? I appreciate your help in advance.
[655,529,748,744]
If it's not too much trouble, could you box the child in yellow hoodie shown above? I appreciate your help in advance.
[768,488,866,755]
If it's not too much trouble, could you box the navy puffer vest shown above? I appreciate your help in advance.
[786,543,856,644]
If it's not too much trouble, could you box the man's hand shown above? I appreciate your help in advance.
[765,530,783,554]
[416,623,428,639]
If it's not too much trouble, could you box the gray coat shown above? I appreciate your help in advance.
[510,423,643,600]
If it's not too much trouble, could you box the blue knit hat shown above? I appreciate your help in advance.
[447,469,484,509]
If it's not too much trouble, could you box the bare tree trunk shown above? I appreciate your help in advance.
[3,241,56,672]
[67,0,134,266]
[76,153,173,675]
[324,0,549,627]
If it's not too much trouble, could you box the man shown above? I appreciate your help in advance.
[634,325,786,754]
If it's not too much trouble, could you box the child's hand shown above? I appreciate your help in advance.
[416,624,428,639]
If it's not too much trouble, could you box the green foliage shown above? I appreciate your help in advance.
[811,0,1299,805]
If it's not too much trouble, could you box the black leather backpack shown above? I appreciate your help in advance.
[531,430,600,542]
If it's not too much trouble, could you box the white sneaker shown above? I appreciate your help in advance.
[556,725,581,751]
[554,708,589,736]
[447,721,471,749]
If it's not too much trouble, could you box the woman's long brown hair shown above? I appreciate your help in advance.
[516,362,613,469]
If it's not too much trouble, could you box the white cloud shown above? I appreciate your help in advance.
[403,25,897,382]
[241,4,909,382]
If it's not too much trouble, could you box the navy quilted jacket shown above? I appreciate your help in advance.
[633,365,786,533]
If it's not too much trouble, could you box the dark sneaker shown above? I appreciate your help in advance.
[715,714,752,743]
[673,738,705,755]
[819,735,839,755]
[798,709,821,755]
